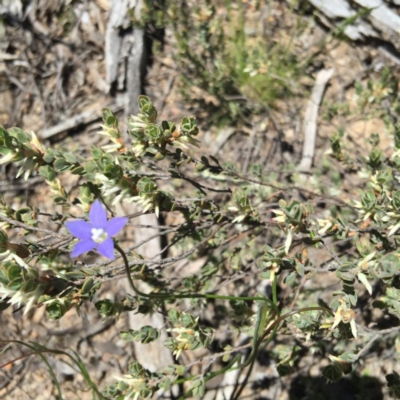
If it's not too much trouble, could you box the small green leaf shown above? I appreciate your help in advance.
[84,160,97,173]
[70,166,84,175]
[322,364,343,383]
[176,365,186,376]
[43,153,55,163]
[81,278,95,295]
[39,165,55,181]
[54,158,68,171]
[284,271,297,284]
[63,153,78,164]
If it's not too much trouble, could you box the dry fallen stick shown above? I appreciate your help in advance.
[39,96,125,140]
[353,0,400,38]
[297,68,334,173]
[309,0,400,48]
[105,0,127,86]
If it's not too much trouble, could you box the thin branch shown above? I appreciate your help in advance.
[228,171,358,212]
[0,215,66,239]
[354,334,380,362]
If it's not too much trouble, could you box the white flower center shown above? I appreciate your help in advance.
[91,228,108,243]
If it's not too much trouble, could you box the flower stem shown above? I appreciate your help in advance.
[114,242,280,315]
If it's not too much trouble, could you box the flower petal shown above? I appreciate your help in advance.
[65,220,93,240]
[106,217,128,237]
[97,238,115,260]
[71,240,96,257]
[89,199,108,229]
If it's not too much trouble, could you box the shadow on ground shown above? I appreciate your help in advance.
[288,373,383,400]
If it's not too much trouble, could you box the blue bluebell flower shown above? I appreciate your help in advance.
[65,200,127,260]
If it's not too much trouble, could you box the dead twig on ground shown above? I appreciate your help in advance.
[297,68,334,173]
[40,96,125,140]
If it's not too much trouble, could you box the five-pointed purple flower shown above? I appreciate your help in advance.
[65,200,127,260]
